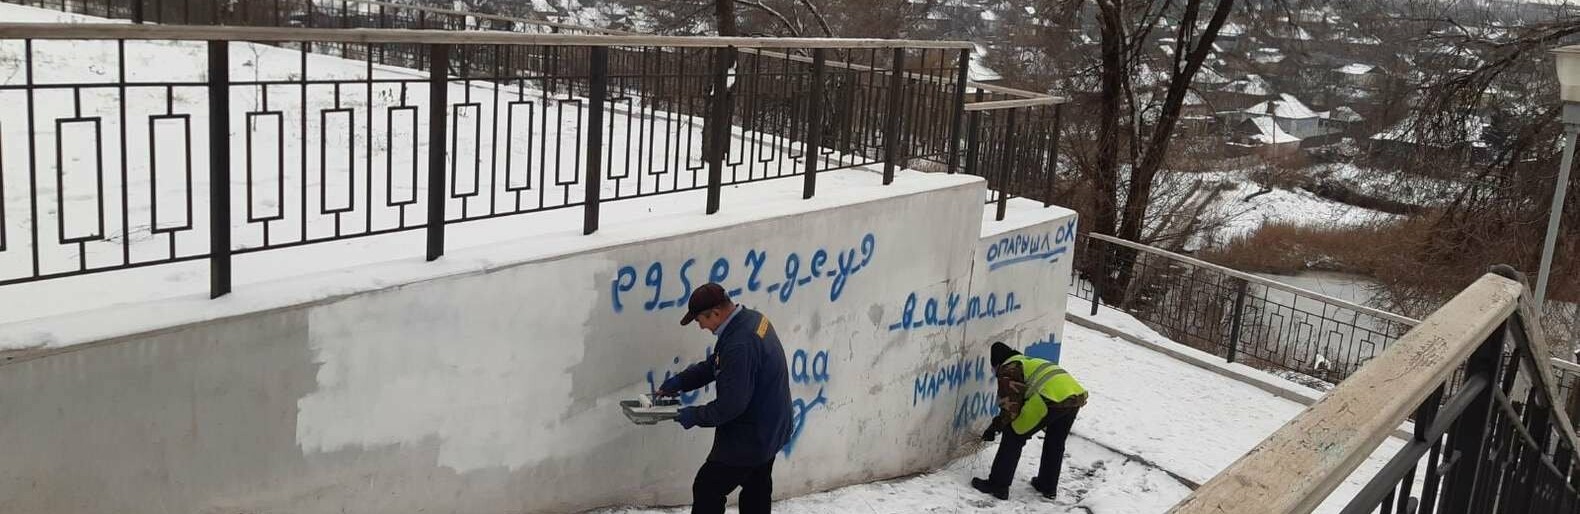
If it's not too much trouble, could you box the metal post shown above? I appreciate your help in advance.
[802,48,826,199]
[1045,104,1062,207]
[1091,245,1106,316]
[945,48,969,174]
[131,0,143,24]
[705,46,732,214]
[1226,278,1248,364]
[996,108,1016,221]
[881,47,905,185]
[1442,322,1508,514]
[964,90,983,178]
[584,47,607,235]
[208,41,231,298]
[425,44,449,261]
[1537,104,1580,307]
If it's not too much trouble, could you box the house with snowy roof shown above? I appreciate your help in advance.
[1227,116,1301,158]
[1333,63,1384,89]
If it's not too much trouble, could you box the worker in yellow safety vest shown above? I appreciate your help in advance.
[972,341,1088,501]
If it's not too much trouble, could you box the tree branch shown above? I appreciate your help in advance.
[737,0,800,36]
[796,0,835,37]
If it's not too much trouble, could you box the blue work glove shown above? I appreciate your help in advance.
[676,407,699,429]
[656,377,682,398]
[981,424,999,442]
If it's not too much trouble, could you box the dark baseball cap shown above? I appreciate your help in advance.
[680,283,732,325]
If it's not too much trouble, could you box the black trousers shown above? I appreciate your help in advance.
[987,407,1080,490]
[692,458,775,514]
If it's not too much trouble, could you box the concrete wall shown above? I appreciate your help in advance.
[0,176,1076,514]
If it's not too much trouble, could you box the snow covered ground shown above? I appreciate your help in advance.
[584,309,1413,514]
[1193,169,1397,243]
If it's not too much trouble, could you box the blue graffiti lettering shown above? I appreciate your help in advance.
[888,290,1022,332]
[781,386,827,457]
[611,233,878,313]
[612,266,638,313]
[985,220,1077,272]
[912,356,990,405]
[952,391,1001,430]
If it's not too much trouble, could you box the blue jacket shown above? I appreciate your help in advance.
[665,307,793,466]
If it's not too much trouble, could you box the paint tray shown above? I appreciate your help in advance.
[621,394,681,425]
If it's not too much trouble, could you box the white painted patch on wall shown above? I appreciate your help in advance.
[295,256,607,472]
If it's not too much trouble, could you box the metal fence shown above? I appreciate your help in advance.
[0,12,1065,299]
[1178,268,1580,514]
[2,0,1068,208]
[1072,232,1420,388]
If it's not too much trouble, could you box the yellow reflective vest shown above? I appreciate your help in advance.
[1006,355,1087,435]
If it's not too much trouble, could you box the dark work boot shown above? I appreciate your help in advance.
[971,477,1009,500]
[1030,476,1056,499]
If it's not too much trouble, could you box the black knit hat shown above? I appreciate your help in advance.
[990,342,1020,368]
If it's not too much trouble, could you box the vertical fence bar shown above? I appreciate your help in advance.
[131,0,143,24]
[208,41,231,298]
[1091,243,1106,316]
[946,48,969,174]
[584,46,607,234]
[425,43,449,261]
[802,47,826,199]
[964,90,983,178]
[1442,322,1508,514]
[996,108,1016,221]
[705,46,731,214]
[1045,103,1062,207]
[882,47,904,185]
[1226,278,1248,364]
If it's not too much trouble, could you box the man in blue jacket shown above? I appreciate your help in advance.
[656,283,793,514]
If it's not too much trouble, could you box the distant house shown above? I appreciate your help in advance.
[1333,63,1384,89]
[1251,47,1285,64]
[1242,93,1324,139]
[1218,93,1343,149]
[1215,21,1247,50]
[1206,74,1272,111]
[1369,116,1491,162]
[1319,106,1365,135]
[1227,117,1301,158]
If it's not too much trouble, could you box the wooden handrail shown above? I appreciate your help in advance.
[964,96,1068,111]
[1087,233,1422,326]
[316,0,1061,103]
[0,23,974,49]
[1170,273,1523,513]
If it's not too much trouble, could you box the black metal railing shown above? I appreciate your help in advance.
[1175,268,1580,514]
[0,23,997,295]
[1338,268,1580,514]
[1072,232,1419,389]
[965,98,1062,219]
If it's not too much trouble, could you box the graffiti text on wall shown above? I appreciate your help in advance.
[887,290,1023,332]
[909,354,1000,432]
[644,349,715,406]
[784,349,830,457]
[645,347,831,457]
[611,234,877,313]
[912,356,989,406]
[953,391,1001,431]
[985,219,1077,272]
